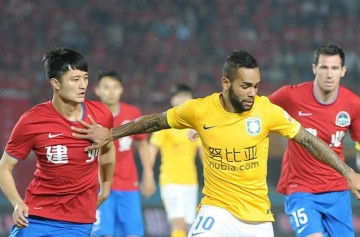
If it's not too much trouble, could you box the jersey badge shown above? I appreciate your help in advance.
[246,117,261,136]
[335,111,350,127]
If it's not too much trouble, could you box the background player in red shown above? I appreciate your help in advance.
[0,48,115,237]
[91,71,155,237]
[269,43,360,237]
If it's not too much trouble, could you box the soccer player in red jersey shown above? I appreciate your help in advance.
[269,43,360,237]
[91,71,155,237]
[0,48,115,237]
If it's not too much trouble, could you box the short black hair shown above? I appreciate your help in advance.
[222,49,258,82]
[43,47,87,80]
[97,71,123,84]
[170,83,192,97]
[313,43,345,66]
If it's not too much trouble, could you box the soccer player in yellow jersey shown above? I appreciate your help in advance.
[149,84,201,237]
[72,50,360,237]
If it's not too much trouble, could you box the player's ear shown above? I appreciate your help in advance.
[118,83,124,96]
[221,77,231,90]
[341,65,347,77]
[50,78,60,90]
[311,64,317,75]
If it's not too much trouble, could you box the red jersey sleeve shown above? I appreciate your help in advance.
[5,111,35,160]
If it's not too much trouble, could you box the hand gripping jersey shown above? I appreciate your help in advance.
[111,102,147,190]
[150,128,200,186]
[166,93,301,222]
[269,82,360,195]
[5,100,113,223]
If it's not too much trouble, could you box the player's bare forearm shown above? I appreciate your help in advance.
[138,140,154,172]
[149,143,159,167]
[111,113,170,141]
[138,140,156,197]
[292,127,352,178]
[97,142,115,206]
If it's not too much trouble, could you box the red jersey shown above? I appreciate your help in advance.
[5,100,113,223]
[269,82,360,195]
[111,102,147,190]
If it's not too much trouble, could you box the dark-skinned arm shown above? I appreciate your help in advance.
[292,127,360,199]
[72,113,170,151]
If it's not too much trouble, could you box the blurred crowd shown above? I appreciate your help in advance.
[1,0,360,113]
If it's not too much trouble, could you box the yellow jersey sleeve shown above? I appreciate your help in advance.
[166,99,198,129]
[267,100,301,139]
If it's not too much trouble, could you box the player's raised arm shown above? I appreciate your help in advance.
[72,113,170,151]
[292,127,360,199]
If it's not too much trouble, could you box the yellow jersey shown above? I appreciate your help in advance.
[150,129,200,186]
[166,93,301,222]
[356,141,360,151]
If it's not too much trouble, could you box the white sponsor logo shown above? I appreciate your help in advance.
[298,111,312,116]
[46,145,69,164]
[48,133,64,138]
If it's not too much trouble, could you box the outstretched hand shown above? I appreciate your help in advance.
[71,115,112,151]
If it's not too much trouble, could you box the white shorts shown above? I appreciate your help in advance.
[187,205,274,237]
[160,184,198,224]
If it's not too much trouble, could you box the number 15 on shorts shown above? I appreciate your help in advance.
[291,208,308,227]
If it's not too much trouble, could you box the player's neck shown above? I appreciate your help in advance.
[313,84,338,104]
[52,97,83,121]
[105,102,120,116]
[220,92,236,113]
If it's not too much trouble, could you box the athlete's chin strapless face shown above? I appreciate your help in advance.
[57,68,88,103]
[96,76,123,105]
[229,67,261,113]
[313,54,346,93]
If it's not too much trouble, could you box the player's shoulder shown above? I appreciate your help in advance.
[255,96,286,115]
[256,95,275,106]
[20,101,52,120]
[192,93,219,106]
[339,85,360,102]
[84,100,112,118]
[280,81,312,92]
[84,100,109,112]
